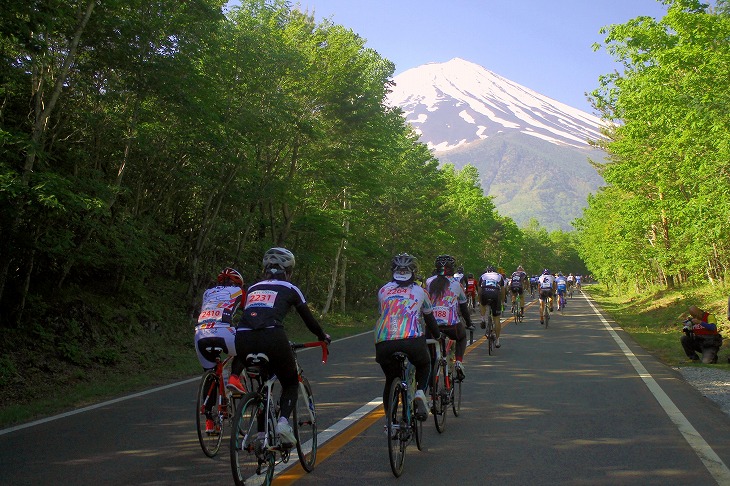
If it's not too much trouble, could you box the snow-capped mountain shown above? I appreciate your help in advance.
[387,57,604,152]
[386,58,607,231]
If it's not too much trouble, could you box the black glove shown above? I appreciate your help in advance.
[322,333,332,345]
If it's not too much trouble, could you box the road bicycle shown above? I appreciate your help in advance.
[230,341,328,486]
[568,285,574,299]
[386,351,424,477]
[557,291,566,313]
[427,334,461,434]
[196,348,243,458]
[542,296,551,328]
[510,298,523,323]
[483,305,497,355]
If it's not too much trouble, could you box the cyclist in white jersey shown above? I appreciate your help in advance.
[194,267,245,433]
[479,265,505,348]
[538,269,556,324]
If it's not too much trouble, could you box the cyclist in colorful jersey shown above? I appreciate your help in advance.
[375,253,441,422]
[555,272,568,309]
[681,305,723,364]
[425,255,473,380]
[575,274,582,291]
[194,267,245,434]
[538,269,556,324]
[227,247,330,446]
[478,265,505,348]
[509,265,528,317]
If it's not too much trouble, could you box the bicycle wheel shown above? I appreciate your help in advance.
[451,369,462,416]
[230,393,273,486]
[414,396,423,451]
[545,307,550,328]
[293,377,317,472]
[487,316,494,355]
[196,371,223,458]
[387,379,406,478]
[432,359,447,433]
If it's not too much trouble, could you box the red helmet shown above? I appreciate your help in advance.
[217,267,243,286]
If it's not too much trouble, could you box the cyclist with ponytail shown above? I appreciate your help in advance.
[426,255,473,380]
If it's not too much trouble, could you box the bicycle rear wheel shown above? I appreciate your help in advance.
[432,360,447,433]
[451,370,462,416]
[293,377,317,472]
[414,399,423,451]
[230,393,273,486]
[196,370,223,457]
[387,379,407,477]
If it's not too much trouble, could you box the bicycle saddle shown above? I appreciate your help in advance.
[244,352,270,377]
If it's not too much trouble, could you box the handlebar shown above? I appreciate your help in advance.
[291,341,329,363]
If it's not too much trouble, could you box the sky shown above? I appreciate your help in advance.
[283,0,671,114]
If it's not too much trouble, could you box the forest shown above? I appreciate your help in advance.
[578,0,730,291]
[0,0,584,387]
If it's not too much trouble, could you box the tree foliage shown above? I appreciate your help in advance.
[578,0,730,290]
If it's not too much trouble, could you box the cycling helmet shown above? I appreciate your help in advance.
[262,247,296,273]
[517,265,524,272]
[485,265,496,273]
[391,253,418,281]
[558,272,564,277]
[218,267,243,286]
[434,255,456,274]
[542,268,550,275]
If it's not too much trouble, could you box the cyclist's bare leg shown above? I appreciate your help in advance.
[494,316,501,339]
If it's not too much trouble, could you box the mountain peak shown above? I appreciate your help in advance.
[387,58,604,151]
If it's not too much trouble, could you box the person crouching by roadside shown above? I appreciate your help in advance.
[680,305,723,364]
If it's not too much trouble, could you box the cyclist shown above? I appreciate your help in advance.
[479,265,505,348]
[375,253,441,422]
[425,255,474,380]
[555,272,568,309]
[465,273,478,309]
[194,267,245,434]
[509,265,528,317]
[227,247,330,446]
[529,275,539,296]
[537,269,556,324]
[567,273,575,295]
[453,265,466,289]
[575,274,582,291]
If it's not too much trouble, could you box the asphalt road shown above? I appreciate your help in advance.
[2,291,730,485]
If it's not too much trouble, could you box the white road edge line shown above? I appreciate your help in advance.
[0,377,200,436]
[583,292,730,484]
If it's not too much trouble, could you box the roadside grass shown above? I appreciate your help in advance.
[585,283,730,369]
[0,309,376,429]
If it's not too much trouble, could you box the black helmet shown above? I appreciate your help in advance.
[485,265,496,273]
[434,255,456,273]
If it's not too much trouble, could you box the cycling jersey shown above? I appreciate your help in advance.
[556,277,567,292]
[197,285,244,325]
[466,278,477,294]
[538,274,555,290]
[425,275,467,327]
[479,271,502,289]
[239,279,325,339]
[375,281,434,343]
[510,271,526,289]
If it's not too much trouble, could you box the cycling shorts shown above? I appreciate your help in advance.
[510,285,523,295]
[539,289,554,300]
[479,288,502,316]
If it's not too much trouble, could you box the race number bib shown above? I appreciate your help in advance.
[246,290,277,308]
